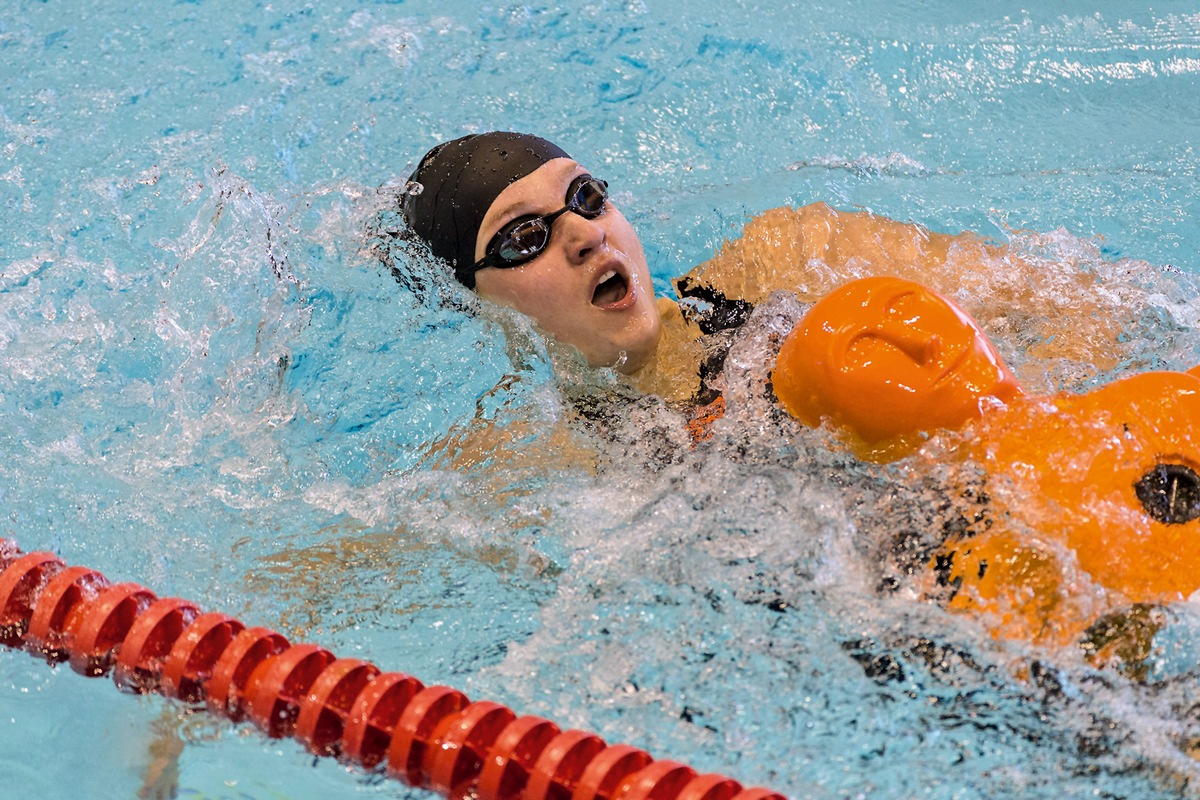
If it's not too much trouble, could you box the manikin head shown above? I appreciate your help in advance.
[773,276,1023,451]
[401,132,662,373]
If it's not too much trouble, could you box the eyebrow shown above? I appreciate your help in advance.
[488,196,539,227]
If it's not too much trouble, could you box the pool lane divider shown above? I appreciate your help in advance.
[0,540,785,800]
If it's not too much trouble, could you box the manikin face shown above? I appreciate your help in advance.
[472,159,662,373]
[774,276,1023,446]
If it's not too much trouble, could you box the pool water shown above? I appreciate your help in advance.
[3,1,1200,797]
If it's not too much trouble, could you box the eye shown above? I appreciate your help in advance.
[570,177,608,217]
[497,217,550,260]
[1135,463,1200,524]
[843,333,887,369]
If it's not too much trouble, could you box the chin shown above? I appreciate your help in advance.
[614,350,651,374]
[579,310,662,373]
[577,338,650,373]
[615,335,662,374]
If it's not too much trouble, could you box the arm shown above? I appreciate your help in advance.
[675,202,964,306]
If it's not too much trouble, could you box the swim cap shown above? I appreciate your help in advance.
[401,131,571,288]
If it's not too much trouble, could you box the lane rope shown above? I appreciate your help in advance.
[0,539,785,800]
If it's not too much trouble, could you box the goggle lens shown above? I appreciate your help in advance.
[498,221,552,261]
[571,178,607,217]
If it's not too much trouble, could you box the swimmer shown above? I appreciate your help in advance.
[397,133,1188,669]
[400,132,663,374]
[397,131,1119,413]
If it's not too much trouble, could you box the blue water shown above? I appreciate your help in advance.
[3,1,1200,798]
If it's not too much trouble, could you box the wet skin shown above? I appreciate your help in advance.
[473,158,663,373]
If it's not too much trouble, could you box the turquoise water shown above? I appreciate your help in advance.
[2,1,1200,797]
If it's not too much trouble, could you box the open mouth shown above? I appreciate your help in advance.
[591,269,631,307]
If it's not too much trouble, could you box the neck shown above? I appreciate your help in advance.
[626,298,707,404]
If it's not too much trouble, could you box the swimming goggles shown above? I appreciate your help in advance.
[471,175,609,275]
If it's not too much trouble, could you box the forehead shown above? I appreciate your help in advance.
[477,158,586,233]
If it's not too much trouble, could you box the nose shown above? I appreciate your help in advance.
[556,210,607,265]
[869,293,946,365]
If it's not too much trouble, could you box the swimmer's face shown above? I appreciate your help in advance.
[472,159,662,373]
[775,276,1022,445]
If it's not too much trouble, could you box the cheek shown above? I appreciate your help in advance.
[476,267,575,321]
[949,344,1012,396]
[606,210,647,258]
[476,274,520,308]
[476,281,537,325]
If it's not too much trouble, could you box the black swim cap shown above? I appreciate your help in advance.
[401,132,571,288]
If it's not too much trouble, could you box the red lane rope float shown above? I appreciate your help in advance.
[527,728,607,800]
[342,670,425,768]
[161,611,244,703]
[0,551,63,646]
[0,541,786,800]
[389,684,471,786]
[25,565,109,661]
[427,700,516,800]
[114,597,200,693]
[247,642,337,738]
[294,657,380,757]
[69,582,157,677]
[207,626,290,720]
[478,716,563,800]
